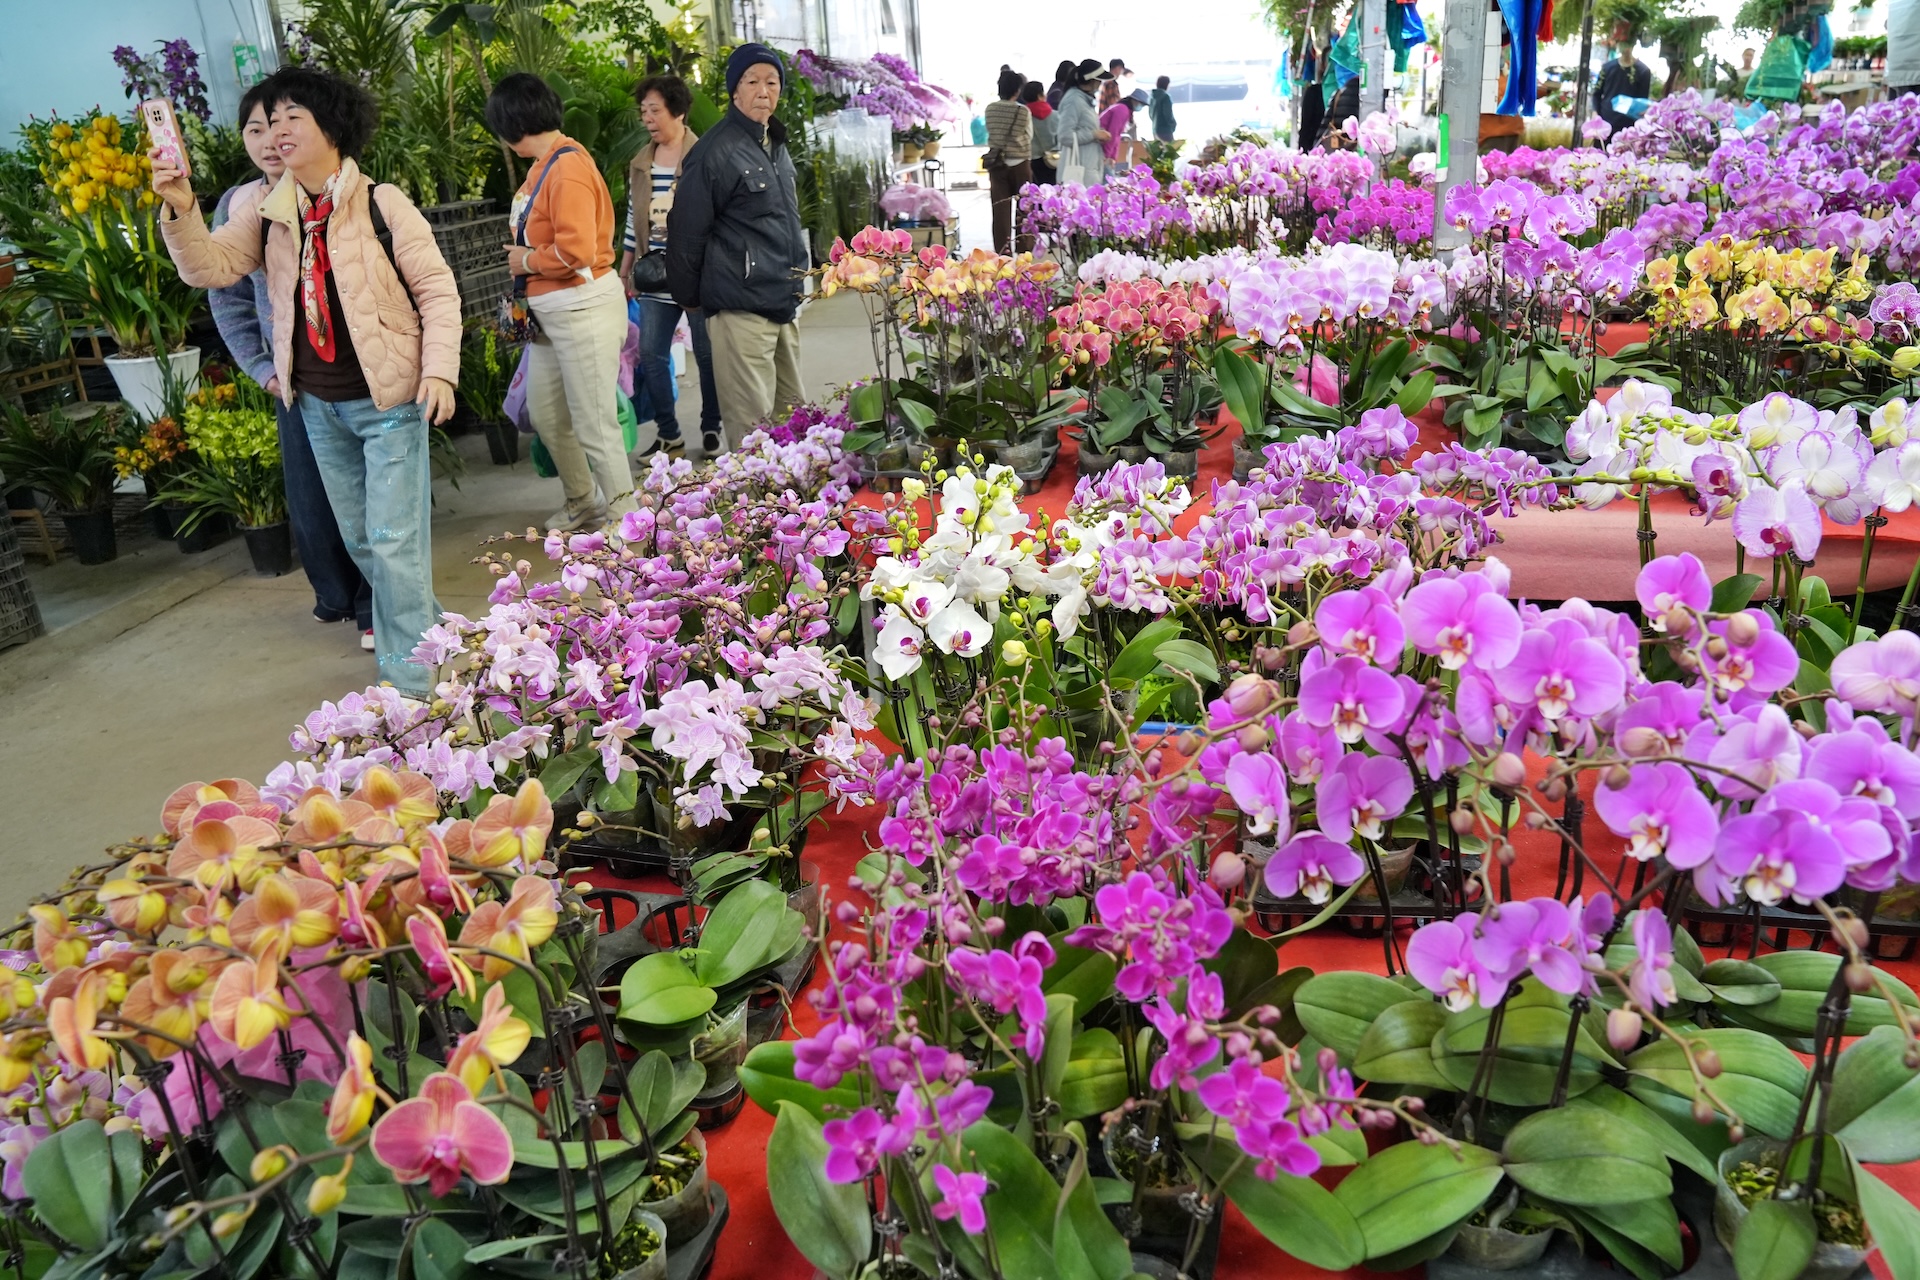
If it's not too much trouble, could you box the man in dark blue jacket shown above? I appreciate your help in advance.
[666,43,809,454]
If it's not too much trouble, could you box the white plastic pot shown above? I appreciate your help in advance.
[104,347,201,419]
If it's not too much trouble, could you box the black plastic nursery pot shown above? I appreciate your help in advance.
[172,507,228,554]
[60,508,117,565]
[243,522,294,577]
[483,420,520,465]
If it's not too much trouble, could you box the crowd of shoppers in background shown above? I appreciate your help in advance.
[151,49,812,694]
[1023,54,1177,189]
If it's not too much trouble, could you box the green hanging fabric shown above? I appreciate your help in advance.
[1326,12,1361,106]
[1746,32,1810,102]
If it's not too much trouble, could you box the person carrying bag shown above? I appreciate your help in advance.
[1052,59,1113,187]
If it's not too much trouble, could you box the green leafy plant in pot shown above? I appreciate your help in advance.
[158,374,288,573]
[615,882,808,1103]
[0,400,129,564]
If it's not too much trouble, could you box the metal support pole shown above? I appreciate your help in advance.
[1432,0,1489,252]
[1570,0,1599,143]
[1360,0,1390,117]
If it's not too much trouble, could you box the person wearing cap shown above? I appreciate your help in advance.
[1109,58,1137,103]
[665,42,808,450]
[1053,58,1113,186]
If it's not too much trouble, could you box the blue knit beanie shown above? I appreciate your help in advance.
[726,43,784,96]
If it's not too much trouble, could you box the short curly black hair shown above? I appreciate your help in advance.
[485,72,565,143]
[258,66,379,159]
[633,74,693,119]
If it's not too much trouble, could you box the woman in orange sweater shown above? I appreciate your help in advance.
[487,73,631,532]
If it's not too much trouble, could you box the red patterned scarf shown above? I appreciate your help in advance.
[296,176,340,361]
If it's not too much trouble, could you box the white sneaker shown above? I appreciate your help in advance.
[361,629,375,652]
[544,503,609,533]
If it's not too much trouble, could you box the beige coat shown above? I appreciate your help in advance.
[159,158,461,411]
[624,126,698,255]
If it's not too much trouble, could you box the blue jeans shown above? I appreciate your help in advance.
[278,398,371,629]
[297,394,441,696]
[635,297,721,439]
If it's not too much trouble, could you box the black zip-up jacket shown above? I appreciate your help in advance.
[665,104,810,324]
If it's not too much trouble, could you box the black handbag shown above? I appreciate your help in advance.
[631,248,669,292]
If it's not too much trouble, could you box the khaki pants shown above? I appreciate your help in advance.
[706,309,803,449]
[526,271,635,516]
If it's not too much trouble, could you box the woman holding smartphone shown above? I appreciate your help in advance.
[149,66,461,699]
[207,81,372,644]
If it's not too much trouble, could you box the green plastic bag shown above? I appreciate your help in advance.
[528,396,639,479]
[1746,33,1810,103]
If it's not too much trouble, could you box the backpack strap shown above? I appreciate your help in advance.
[366,185,418,315]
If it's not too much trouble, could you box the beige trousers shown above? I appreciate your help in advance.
[706,309,803,449]
[525,271,635,515]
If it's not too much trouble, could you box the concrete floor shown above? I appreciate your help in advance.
[0,288,905,920]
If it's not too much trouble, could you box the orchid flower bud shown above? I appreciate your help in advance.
[1607,1007,1644,1053]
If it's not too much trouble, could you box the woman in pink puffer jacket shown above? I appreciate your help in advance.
[153,67,460,698]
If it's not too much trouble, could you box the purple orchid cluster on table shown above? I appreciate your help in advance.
[275,415,884,832]
[1313,177,1435,250]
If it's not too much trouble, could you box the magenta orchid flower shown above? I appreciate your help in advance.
[1198,1057,1319,1177]
[1704,704,1803,799]
[1807,722,1920,818]
[1224,752,1291,839]
[1408,915,1502,1010]
[1699,612,1798,701]
[946,932,1053,1058]
[1593,761,1719,867]
[1829,631,1920,718]
[1635,553,1711,629]
[1706,809,1847,907]
[1399,575,1522,671]
[822,1107,910,1183]
[1315,752,1414,843]
[1473,898,1592,996]
[1627,908,1677,1010]
[931,1164,990,1233]
[1264,832,1366,903]
[1314,587,1406,668]
[368,1071,514,1198]
[1491,618,1627,722]
[1299,655,1406,744]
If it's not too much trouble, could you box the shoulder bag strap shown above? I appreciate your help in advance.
[512,144,579,299]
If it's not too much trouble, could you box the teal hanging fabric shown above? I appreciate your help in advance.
[1747,32,1810,101]
[1327,11,1361,106]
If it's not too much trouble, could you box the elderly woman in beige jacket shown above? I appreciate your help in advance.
[151,66,461,698]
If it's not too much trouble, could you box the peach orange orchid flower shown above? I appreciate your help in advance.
[47,972,114,1071]
[98,877,170,937]
[327,1033,382,1143]
[351,766,439,831]
[467,779,555,869]
[446,984,533,1094]
[207,954,293,1050]
[369,1071,513,1198]
[30,905,91,972]
[160,778,269,837]
[229,872,340,961]
[458,877,558,981]
[120,950,214,1054]
[167,815,278,893]
[406,912,477,1002]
